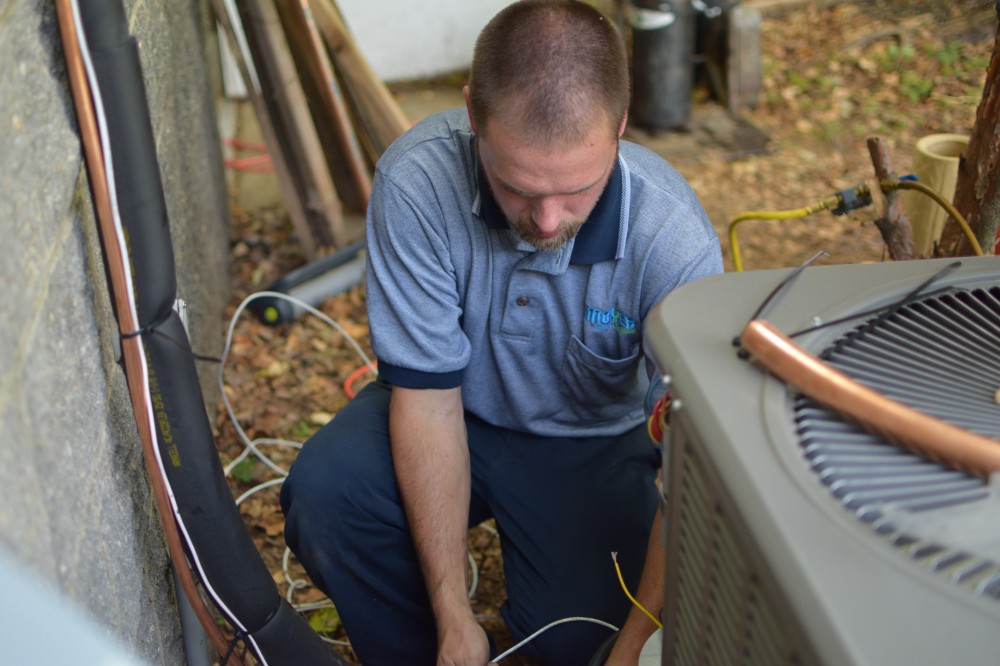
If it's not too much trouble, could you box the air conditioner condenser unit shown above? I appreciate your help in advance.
[644,256,1000,666]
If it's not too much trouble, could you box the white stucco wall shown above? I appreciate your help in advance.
[337,0,512,82]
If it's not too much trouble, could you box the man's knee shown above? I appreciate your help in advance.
[282,427,394,526]
[281,381,394,522]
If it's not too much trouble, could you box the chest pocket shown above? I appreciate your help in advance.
[560,336,642,423]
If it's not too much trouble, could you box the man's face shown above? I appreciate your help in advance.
[476,113,620,252]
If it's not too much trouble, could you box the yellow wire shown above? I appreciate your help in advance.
[881,179,985,257]
[728,196,840,272]
[611,552,663,629]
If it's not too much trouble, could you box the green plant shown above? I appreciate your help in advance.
[307,607,342,634]
[900,70,934,103]
[230,457,257,483]
[292,420,313,439]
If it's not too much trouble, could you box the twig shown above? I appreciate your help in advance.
[866,137,919,260]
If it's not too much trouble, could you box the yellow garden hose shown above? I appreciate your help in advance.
[728,179,984,272]
[728,195,841,272]
[880,179,984,257]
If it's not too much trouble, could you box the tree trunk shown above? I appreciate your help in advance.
[938,1,1000,256]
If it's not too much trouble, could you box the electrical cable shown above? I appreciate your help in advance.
[344,361,377,399]
[218,290,376,477]
[741,249,829,328]
[731,250,830,356]
[611,552,662,629]
[787,261,961,340]
[234,478,286,507]
[491,617,619,663]
[647,393,670,444]
[223,438,301,478]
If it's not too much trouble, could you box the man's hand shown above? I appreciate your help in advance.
[437,610,491,666]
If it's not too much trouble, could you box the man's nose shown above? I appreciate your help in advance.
[532,197,563,233]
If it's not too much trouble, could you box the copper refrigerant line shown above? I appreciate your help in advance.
[734,258,1000,479]
[740,319,1000,479]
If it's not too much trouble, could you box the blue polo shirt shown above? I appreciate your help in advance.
[365,108,722,437]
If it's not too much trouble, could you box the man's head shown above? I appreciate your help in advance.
[465,0,629,251]
[467,0,629,145]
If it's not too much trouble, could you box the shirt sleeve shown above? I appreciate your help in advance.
[365,166,470,389]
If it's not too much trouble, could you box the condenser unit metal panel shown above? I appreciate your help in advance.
[645,256,1000,666]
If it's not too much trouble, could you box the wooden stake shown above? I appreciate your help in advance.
[308,0,410,160]
[239,0,347,252]
[213,0,317,258]
[277,0,372,212]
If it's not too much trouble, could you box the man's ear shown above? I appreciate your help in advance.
[617,109,628,138]
[464,86,477,133]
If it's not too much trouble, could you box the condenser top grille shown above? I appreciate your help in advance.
[793,285,1000,601]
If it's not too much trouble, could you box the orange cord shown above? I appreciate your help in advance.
[344,362,377,399]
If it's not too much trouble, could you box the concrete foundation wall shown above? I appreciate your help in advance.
[0,1,229,663]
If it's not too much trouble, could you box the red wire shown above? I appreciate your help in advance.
[221,137,267,151]
[344,362,376,399]
[221,137,272,172]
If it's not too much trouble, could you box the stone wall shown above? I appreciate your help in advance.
[0,0,229,662]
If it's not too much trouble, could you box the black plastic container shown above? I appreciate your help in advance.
[629,0,696,131]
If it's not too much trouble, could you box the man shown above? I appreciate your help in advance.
[280,1,723,664]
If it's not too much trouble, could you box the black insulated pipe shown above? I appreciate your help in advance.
[72,1,345,662]
[77,0,177,326]
[249,239,366,325]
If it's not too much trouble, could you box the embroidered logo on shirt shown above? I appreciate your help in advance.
[585,306,636,334]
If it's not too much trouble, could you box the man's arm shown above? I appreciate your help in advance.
[389,386,490,666]
[605,502,665,665]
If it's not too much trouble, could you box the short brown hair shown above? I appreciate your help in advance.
[468,0,629,145]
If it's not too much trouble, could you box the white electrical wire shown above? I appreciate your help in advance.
[223,437,301,478]
[467,551,479,599]
[218,290,376,479]
[281,548,352,647]
[220,293,619,662]
[234,477,285,506]
[491,617,619,663]
[217,293,375,652]
[217,289,376,490]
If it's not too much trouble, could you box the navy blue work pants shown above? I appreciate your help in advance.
[280,379,659,665]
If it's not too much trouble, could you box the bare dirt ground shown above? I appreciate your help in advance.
[214,1,995,662]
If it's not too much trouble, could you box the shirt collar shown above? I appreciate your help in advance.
[473,142,625,265]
